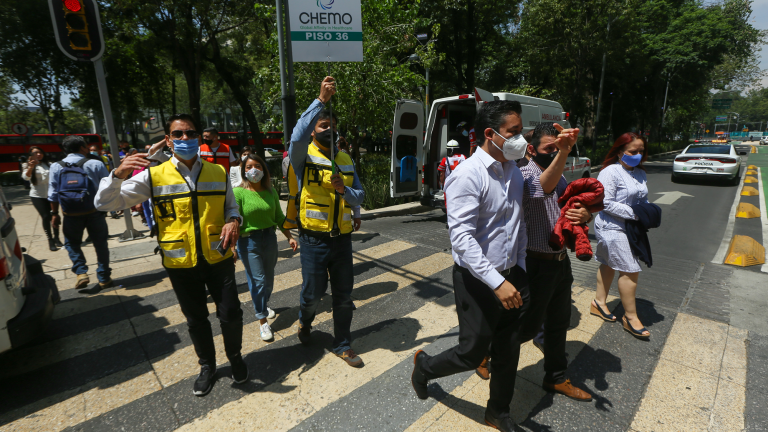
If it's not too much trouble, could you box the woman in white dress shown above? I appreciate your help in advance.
[592,133,651,338]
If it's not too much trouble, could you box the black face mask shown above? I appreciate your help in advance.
[532,150,558,169]
[202,139,214,145]
[314,129,333,148]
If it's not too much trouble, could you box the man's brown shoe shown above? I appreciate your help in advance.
[475,356,490,380]
[543,379,592,401]
[75,274,90,289]
[335,349,363,368]
[297,324,311,345]
[99,279,114,289]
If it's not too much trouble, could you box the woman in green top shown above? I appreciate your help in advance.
[235,154,298,341]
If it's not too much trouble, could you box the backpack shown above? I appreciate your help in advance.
[56,158,96,215]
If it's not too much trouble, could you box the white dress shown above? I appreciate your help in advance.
[594,162,649,273]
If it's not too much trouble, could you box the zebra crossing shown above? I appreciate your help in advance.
[0,222,757,432]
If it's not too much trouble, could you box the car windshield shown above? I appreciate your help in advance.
[685,146,731,155]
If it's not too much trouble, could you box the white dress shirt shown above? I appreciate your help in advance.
[445,146,528,290]
[93,154,241,222]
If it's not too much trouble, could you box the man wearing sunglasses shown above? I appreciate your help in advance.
[94,114,246,397]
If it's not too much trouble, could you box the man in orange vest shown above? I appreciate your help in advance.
[201,128,237,170]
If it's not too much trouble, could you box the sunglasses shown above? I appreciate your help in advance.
[170,130,199,139]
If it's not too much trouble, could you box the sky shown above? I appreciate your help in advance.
[12,0,768,108]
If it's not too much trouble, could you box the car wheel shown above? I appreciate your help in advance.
[731,172,741,186]
[671,173,680,183]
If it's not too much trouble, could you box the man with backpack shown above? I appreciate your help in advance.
[49,135,112,291]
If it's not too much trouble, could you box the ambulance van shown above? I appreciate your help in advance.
[389,88,591,209]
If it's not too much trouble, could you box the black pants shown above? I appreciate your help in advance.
[166,257,243,366]
[30,196,58,240]
[518,255,574,384]
[422,264,530,413]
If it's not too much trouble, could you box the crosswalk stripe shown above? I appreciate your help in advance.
[405,288,609,430]
[175,293,460,432]
[0,240,415,382]
[0,244,437,430]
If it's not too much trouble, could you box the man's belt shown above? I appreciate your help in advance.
[526,250,567,261]
[300,228,348,239]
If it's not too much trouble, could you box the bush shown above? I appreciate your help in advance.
[358,153,406,210]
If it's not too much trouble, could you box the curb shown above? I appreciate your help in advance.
[360,202,433,221]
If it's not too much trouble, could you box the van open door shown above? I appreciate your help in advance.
[474,87,495,107]
[391,99,424,198]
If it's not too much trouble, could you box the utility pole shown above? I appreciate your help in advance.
[276,0,297,150]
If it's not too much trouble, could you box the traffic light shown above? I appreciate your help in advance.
[48,0,104,62]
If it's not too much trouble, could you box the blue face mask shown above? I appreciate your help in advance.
[621,153,643,167]
[172,138,199,160]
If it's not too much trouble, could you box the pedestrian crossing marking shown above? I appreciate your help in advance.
[631,313,747,432]
[175,295,460,432]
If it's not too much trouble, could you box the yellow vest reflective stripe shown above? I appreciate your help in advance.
[298,145,354,234]
[149,159,232,268]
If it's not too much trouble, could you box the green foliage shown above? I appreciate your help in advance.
[358,153,405,210]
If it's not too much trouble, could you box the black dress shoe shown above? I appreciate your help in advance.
[231,355,248,384]
[485,406,517,431]
[193,364,216,396]
[411,350,430,400]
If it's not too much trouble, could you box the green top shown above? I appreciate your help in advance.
[233,186,286,235]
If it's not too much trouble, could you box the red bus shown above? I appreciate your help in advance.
[217,131,285,152]
[0,134,103,172]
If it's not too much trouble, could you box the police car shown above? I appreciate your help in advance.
[671,143,743,184]
[0,185,58,354]
[389,87,590,208]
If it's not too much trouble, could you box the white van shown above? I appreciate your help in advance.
[389,88,591,208]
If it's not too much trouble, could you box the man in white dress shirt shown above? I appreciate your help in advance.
[410,100,530,431]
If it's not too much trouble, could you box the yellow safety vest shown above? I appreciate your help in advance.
[149,159,233,268]
[297,144,355,235]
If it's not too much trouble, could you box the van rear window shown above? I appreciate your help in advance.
[399,112,419,130]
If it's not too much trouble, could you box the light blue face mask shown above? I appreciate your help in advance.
[172,138,199,160]
[90,151,99,156]
[621,153,643,167]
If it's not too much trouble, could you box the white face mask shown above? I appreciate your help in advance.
[241,154,248,161]
[245,168,264,183]
[491,129,527,161]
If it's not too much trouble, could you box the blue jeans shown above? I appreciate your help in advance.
[237,229,278,320]
[298,232,355,354]
[63,212,111,283]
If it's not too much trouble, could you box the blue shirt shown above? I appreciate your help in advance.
[289,99,364,207]
[48,153,110,203]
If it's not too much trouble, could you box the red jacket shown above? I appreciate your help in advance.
[549,178,605,261]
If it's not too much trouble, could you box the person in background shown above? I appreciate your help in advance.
[231,147,252,188]
[201,128,237,170]
[22,147,62,251]
[235,153,298,341]
[593,133,651,339]
[411,100,529,432]
[282,144,291,181]
[118,140,131,159]
[290,76,365,367]
[94,114,247,396]
[457,121,477,157]
[438,140,466,188]
[49,136,112,291]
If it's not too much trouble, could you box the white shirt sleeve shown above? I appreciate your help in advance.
[446,170,505,290]
[229,147,237,163]
[94,170,153,212]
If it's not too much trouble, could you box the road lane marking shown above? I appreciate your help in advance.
[712,165,747,264]
[0,240,416,382]
[0,250,450,431]
[758,168,768,273]
[653,191,693,205]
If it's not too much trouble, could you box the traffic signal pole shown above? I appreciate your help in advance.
[93,59,143,242]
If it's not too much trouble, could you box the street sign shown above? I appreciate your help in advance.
[289,0,363,62]
[10,123,28,135]
[48,0,105,62]
[716,116,727,121]
[712,98,732,109]
[706,129,710,133]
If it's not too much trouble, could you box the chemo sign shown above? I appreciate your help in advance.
[289,0,363,62]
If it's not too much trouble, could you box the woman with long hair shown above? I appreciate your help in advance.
[234,153,298,341]
[21,147,62,251]
[592,132,651,339]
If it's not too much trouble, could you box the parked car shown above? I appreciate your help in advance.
[0,185,59,354]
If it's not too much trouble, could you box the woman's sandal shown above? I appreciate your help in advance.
[622,316,650,339]
[590,300,617,322]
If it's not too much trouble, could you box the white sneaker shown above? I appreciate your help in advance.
[260,322,274,341]
[267,307,276,319]
[131,211,140,216]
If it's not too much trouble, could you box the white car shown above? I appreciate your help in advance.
[760,137,768,145]
[671,144,743,184]
[0,185,59,353]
